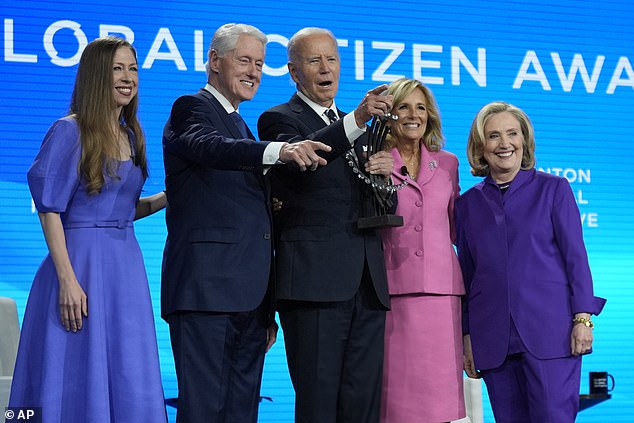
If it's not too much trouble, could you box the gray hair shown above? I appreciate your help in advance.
[287,27,337,63]
[206,23,267,76]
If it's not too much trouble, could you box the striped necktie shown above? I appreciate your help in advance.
[325,108,338,124]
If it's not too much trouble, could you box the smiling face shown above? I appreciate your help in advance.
[209,34,264,109]
[289,33,340,107]
[390,87,428,145]
[112,46,138,113]
[483,111,524,183]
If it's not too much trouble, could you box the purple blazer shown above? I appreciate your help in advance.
[455,169,605,370]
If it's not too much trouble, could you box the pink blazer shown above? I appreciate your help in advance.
[382,146,464,296]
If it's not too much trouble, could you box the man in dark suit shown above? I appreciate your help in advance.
[257,27,395,423]
[161,23,331,423]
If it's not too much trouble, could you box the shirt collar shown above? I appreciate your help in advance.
[296,90,338,120]
[204,83,238,114]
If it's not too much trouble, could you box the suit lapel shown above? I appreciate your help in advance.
[198,88,268,197]
[416,147,436,186]
[199,88,250,140]
[288,93,367,169]
[389,146,432,194]
[289,93,328,129]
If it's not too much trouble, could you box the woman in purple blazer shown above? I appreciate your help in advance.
[380,78,466,422]
[455,101,606,422]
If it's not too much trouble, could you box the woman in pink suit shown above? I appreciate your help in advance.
[455,102,606,422]
[380,78,466,423]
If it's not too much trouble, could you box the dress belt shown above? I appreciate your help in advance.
[64,220,133,229]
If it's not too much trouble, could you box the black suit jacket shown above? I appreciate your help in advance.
[161,89,273,318]
[257,93,389,307]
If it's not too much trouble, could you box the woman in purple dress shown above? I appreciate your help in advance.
[8,36,167,422]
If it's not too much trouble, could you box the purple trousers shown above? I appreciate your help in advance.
[481,319,581,423]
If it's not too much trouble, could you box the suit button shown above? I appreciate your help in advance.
[415,200,423,207]
[415,224,422,232]
[415,250,423,257]
[264,233,271,240]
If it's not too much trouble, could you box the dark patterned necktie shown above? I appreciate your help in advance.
[325,108,338,124]
[327,108,362,166]
[230,111,249,138]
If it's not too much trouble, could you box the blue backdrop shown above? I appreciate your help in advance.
[1,1,633,421]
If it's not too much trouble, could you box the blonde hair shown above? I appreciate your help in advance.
[466,101,535,177]
[70,36,147,194]
[383,78,444,152]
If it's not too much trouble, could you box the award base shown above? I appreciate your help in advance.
[357,214,404,230]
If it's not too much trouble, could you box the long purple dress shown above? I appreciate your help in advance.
[9,117,167,422]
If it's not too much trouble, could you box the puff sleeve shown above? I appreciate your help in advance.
[27,118,81,213]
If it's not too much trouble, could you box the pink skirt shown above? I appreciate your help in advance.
[381,294,465,423]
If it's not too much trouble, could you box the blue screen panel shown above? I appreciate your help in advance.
[1,1,633,421]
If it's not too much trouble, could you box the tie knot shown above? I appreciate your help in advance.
[325,109,338,124]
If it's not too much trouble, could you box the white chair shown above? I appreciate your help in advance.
[452,377,484,423]
[0,296,20,412]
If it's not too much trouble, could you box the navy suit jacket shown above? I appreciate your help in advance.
[257,93,389,307]
[161,88,273,318]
